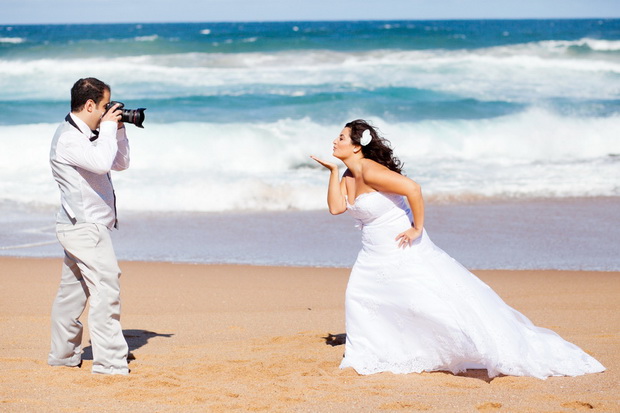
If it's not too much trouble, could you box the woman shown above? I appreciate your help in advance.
[311,119,605,379]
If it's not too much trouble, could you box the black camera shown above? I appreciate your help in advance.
[105,101,146,128]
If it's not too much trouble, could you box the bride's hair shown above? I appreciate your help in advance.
[345,119,403,174]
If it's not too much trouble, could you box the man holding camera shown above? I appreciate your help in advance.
[48,77,130,375]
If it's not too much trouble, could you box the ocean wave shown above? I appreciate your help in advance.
[135,35,159,42]
[2,20,618,58]
[0,37,25,44]
[0,47,618,105]
[471,37,620,56]
[1,20,617,212]
[135,47,620,72]
[4,38,620,69]
[2,111,619,212]
[538,38,620,53]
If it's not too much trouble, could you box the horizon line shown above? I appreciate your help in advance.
[2,16,619,27]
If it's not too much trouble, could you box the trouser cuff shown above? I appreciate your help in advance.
[92,365,129,375]
[48,352,81,367]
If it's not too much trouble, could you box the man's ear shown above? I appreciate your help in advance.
[85,99,96,113]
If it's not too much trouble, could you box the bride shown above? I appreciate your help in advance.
[311,119,605,379]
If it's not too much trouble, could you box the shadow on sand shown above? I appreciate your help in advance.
[323,333,346,347]
[82,329,174,362]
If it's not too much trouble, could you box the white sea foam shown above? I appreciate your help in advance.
[537,38,620,52]
[0,44,617,103]
[2,111,618,212]
[0,37,24,44]
[2,30,618,212]
[135,35,158,42]
[582,38,620,51]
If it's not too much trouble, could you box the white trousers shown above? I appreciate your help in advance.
[48,223,129,375]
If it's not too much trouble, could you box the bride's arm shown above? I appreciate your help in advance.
[310,156,348,215]
[363,161,424,246]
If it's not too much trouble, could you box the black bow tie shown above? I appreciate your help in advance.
[90,129,99,142]
[65,114,99,142]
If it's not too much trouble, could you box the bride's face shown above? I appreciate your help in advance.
[333,127,358,160]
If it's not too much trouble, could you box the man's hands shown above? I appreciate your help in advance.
[101,102,123,127]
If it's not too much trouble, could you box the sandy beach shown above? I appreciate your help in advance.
[0,257,618,412]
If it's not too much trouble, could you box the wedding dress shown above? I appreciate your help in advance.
[340,191,605,379]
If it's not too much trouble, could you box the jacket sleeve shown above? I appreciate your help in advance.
[55,121,122,175]
[112,125,130,171]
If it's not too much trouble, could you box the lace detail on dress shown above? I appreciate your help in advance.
[359,297,380,319]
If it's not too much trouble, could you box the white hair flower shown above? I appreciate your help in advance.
[360,129,372,146]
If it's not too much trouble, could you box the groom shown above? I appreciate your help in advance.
[48,77,131,375]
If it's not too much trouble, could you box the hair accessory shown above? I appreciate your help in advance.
[360,129,372,146]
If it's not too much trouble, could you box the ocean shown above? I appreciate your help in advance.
[1,19,619,269]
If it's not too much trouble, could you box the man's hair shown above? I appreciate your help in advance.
[70,77,110,112]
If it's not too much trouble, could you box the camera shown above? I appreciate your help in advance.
[105,101,147,128]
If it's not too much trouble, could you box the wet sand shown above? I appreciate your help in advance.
[0,257,618,412]
[3,197,620,271]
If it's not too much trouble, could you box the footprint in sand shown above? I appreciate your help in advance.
[476,402,502,411]
[561,401,594,410]
[379,401,431,410]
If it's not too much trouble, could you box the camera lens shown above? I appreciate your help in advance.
[105,101,147,128]
[121,108,146,128]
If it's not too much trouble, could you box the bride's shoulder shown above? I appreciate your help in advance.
[361,159,390,178]
[360,158,386,170]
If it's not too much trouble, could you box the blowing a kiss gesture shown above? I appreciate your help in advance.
[311,120,424,248]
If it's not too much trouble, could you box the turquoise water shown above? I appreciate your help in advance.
[2,20,620,125]
[0,20,619,268]
[2,19,620,211]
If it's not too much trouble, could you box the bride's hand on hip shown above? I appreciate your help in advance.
[396,227,423,248]
[310,155,338,172]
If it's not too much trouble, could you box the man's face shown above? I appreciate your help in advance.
[94,89,111,126]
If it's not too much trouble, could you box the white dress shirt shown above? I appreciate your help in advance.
[50,113,130,229]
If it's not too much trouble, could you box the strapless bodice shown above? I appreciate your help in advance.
[347,191,417,252]
[347,191,411,226]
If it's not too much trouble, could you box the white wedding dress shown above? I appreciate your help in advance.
[340,191,605,379]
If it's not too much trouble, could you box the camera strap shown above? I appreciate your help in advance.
[65,114,99,141]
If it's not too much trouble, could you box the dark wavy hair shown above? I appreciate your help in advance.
[70,77,110,112]
[345,119,403,174]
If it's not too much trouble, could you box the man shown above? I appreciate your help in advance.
[48,77,130,375]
